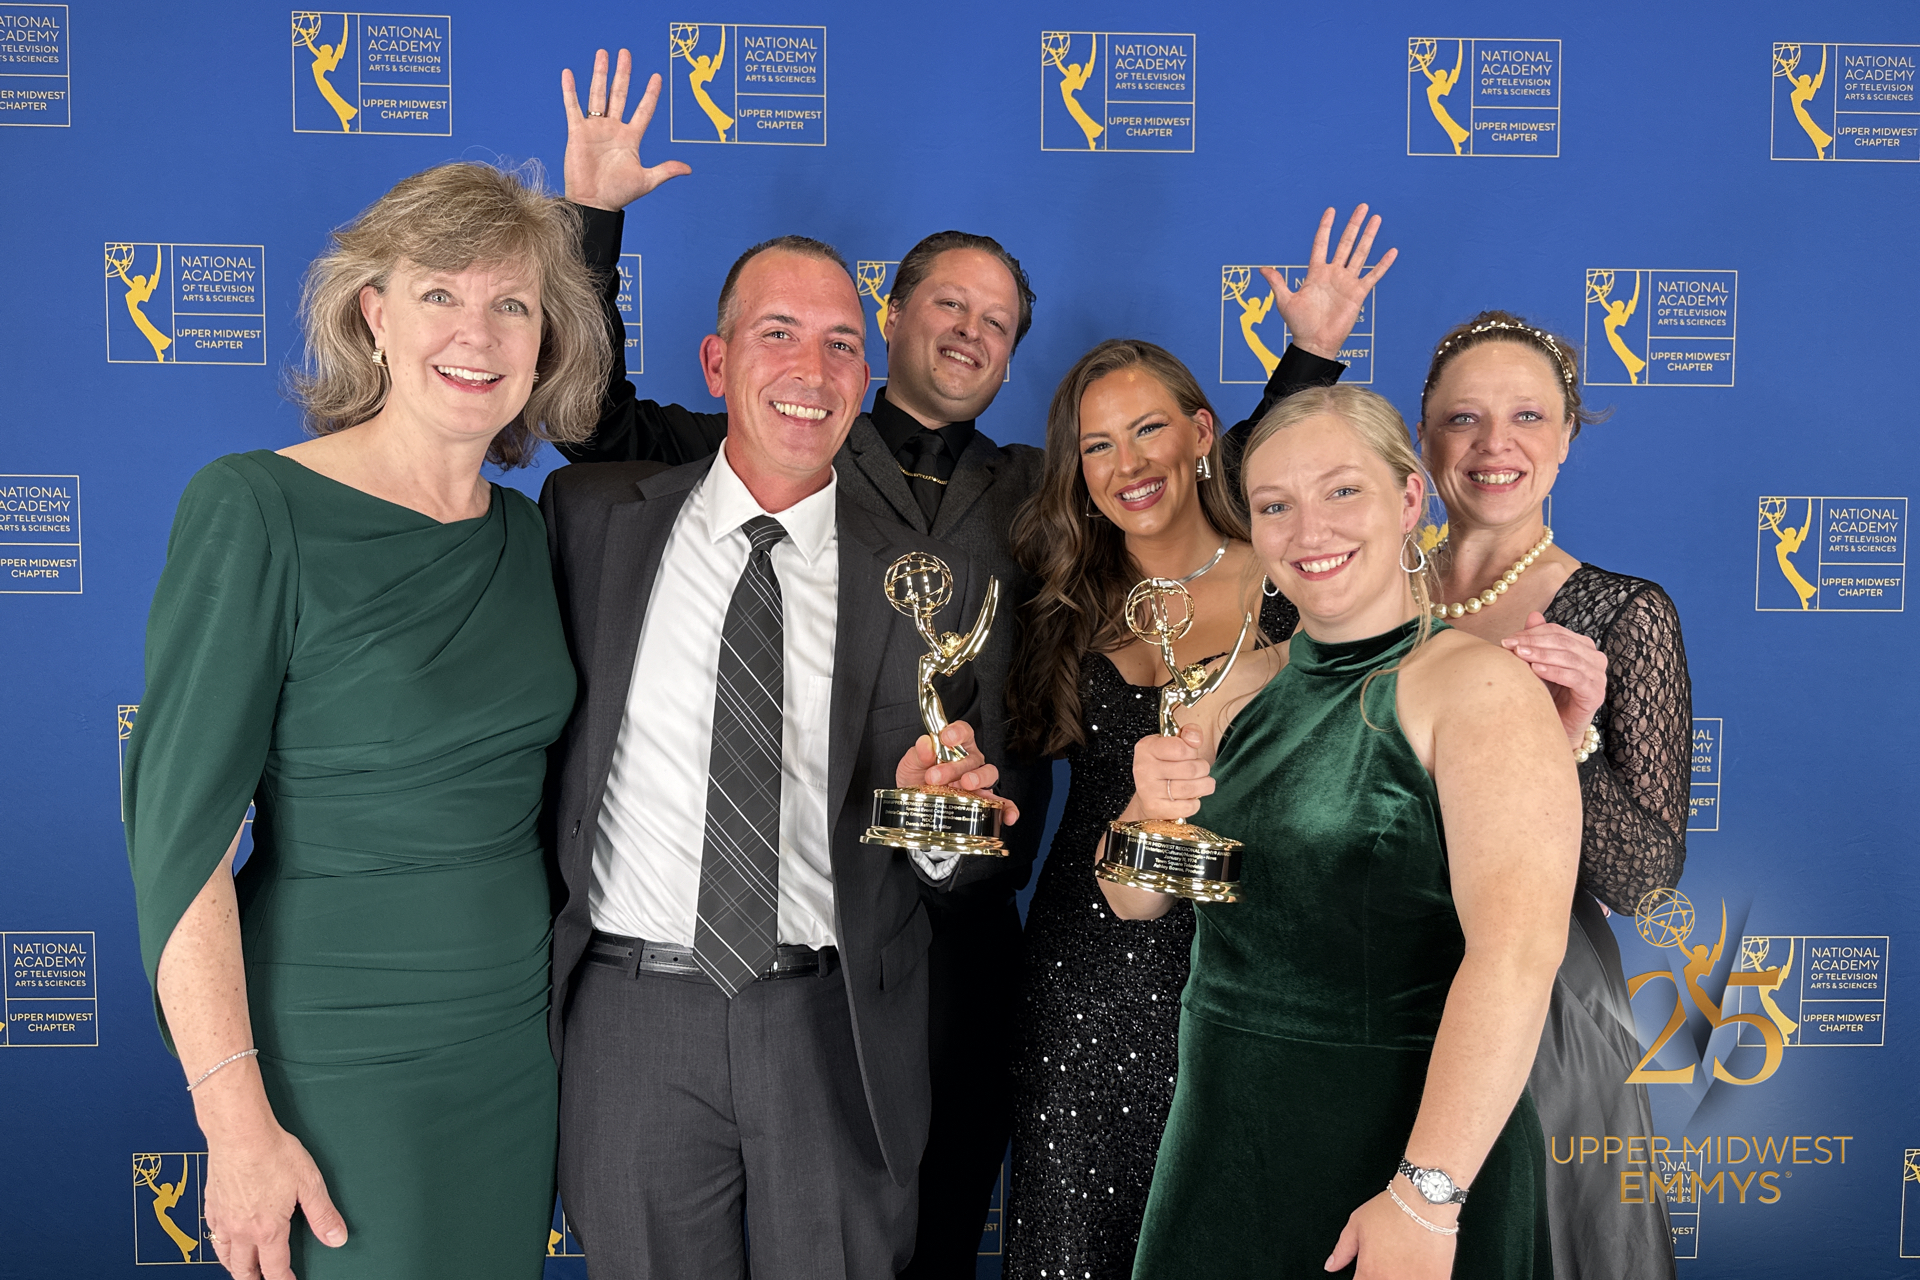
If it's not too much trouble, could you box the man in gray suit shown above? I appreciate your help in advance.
[540,231,1018,1279]
[550,51,1367,1276]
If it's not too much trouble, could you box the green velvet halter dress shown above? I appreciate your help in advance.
[1133,619,1552,1278]
[124,452,576,1278]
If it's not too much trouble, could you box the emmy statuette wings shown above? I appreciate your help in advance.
[861,553,1009,857]
[1096,578,1253,903]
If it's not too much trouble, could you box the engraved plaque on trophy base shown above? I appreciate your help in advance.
[1099,817,1241,902]
[863,784,1007,857]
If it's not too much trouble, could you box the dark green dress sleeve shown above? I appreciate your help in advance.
[123,456,297,1048]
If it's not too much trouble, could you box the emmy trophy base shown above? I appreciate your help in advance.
[1098,818,1242,902]
[862,785,1007,857]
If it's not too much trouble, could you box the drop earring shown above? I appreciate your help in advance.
[1196,452,1214,481]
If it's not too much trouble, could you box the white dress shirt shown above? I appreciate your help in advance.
[590,442,841,949]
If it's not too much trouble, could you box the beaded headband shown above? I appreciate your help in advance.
[1424,318,1576,390]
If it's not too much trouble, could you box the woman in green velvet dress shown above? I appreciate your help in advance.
[1100,386,1581,1278]
[124,161,610,1280]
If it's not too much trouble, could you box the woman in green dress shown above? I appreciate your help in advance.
[1101,386,1581,1278]
[123,161,610,1280]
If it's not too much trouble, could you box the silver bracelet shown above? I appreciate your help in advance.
[186,1048,259,1092]
[1386,1184,1460,1236]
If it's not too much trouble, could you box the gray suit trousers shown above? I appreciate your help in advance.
[558,957,917,1280]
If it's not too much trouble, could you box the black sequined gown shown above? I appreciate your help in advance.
[1006,591,1296,1279]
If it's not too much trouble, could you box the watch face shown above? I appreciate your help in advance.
[1411,1168,1454,1203]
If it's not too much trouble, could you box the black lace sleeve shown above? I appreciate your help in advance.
[1543,567,1693,915]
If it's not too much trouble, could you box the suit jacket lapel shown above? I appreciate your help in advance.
[842,414,927,534]
[580,468,703,806]
[931,431,1000,540]
[827,496,894,824]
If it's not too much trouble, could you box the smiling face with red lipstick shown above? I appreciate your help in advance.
[1077,366,1217,537]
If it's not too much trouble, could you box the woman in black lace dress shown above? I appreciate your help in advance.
[999,341,1300,1278]
[1416,312,1691,1280]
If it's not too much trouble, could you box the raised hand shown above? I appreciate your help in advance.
[1501,611,1607,747]
[1260,205,1397,362]
[560,48,692,212]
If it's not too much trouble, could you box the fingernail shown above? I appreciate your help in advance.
[326,1229,347,1246]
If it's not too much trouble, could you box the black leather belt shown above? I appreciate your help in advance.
[587,930,836,982]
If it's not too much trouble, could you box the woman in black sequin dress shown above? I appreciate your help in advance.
[1001,340,1309,1279]
[1416,312,1691,1280]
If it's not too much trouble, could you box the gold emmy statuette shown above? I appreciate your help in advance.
[1097,578,1253,902]
[861,553,1008,857]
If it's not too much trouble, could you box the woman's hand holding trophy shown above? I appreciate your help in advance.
[1097,577,1250,903]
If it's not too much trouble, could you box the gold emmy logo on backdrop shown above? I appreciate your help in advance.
[1585,270,1645,386]
[671,23,734,141]
[1759,497,1819,610]
[1626,889,1787,1087]
[293,12,358,132]
[856,261,893,364]
[1905,1149,1920,1259]
[861,553,1008,857]
[1096,578,1252,902]
[1773,43,1833,159]
[133,1153,201,1263]
[1739,935,1801,1042]
[1409,38,1470,155]
[1041,32,1103,150]
[1221,266,1281,379]
[105,244,170,363]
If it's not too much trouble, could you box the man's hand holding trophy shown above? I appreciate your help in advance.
[866,552,1019,859]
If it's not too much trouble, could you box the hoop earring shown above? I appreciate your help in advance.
[371,347,387,368]
[1399,536,1429,575]
[1196,452,1214,481]
[1083,495,1107,521]
[1262,576,1281,598]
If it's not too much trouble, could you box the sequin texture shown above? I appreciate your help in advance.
[1005,591,1295,1278]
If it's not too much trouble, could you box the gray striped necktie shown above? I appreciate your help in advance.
[693,514,788,996]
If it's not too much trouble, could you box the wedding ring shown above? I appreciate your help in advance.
[1165,778,1173,801]
[587,109,605,117]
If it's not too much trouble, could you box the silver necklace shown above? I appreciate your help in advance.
[1174,539,1228,584]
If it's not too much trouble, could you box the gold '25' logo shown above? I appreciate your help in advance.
[1628,889,1786,1086]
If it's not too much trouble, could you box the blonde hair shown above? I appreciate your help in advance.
[1239,385,1441,723]
[289,160,610,469]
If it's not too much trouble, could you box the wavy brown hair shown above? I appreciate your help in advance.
[288,160,609,469]
[1007,339,1248,759]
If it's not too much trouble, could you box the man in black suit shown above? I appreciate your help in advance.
[540,228,1020,1279]
[552,50,1388,1277]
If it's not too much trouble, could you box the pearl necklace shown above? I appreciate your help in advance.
[1430,528,1554,620]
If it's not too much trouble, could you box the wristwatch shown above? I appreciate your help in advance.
[1398,1159,1470,1205]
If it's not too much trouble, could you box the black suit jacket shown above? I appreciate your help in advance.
[539,455,995,1185]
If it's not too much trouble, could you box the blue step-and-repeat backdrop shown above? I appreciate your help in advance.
[1,2,1916,1276]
